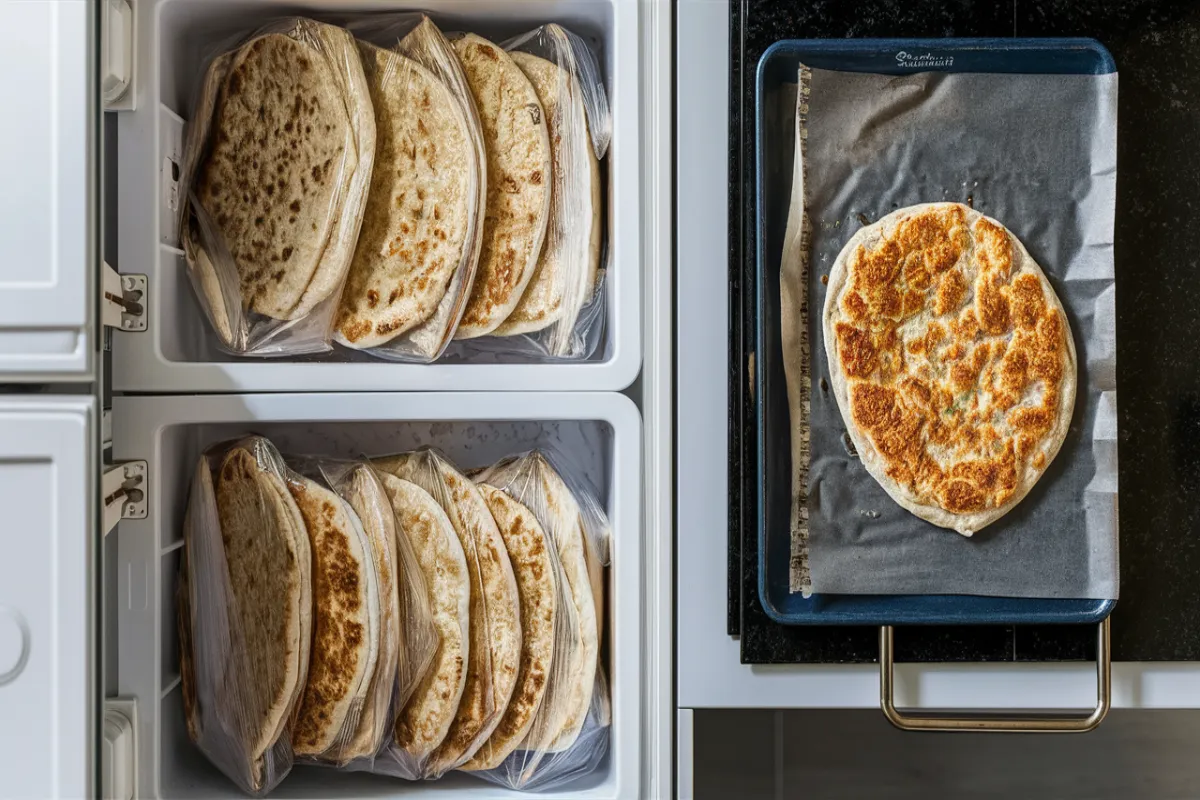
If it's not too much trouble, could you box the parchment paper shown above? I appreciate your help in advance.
[780,67,1119,599]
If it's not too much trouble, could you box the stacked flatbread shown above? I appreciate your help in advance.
[368,446,608,783]
[340,465,402,761]
[179,435,610,793]
[334,39,477,353]
[460,483,558,771]
[379,474,472,764]
[179,439,312,793]
[182,19,375,350]
[494,50,603,354]
[286,472,382,762]
[471,453,604,762]
[451,33,553,340]
[375,450,522,775]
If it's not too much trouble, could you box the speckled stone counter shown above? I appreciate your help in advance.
[730,0,1200,663]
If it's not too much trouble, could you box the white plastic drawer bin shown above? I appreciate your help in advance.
[112,0,644,392]
[111,391,645,799]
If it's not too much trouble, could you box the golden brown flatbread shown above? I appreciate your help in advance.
[451,33,552,339]
[495,51,602,344]
[823,202,1077,536]
[286,475,379,758]
[461,485,557,772]
[334,44,473,349]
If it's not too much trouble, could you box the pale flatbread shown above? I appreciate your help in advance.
[379,474,471,761]
[824,202,1077,536]
[334,44,473,349]
[191,21,374,322]
[495,52,602,342]
[515,454,600,753]
[260,476,312,745]
[376,452,522,772]
[212,444,307,762]
[287,475,380,757]
[181,53,236,346]
[461,485,557,772]
[452,33,552,339]
[341,466,401,761]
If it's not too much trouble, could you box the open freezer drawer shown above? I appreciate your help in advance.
[109,392,650,799]
[110,0,648,393]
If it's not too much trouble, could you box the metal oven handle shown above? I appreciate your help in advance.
[879,619,1111,732]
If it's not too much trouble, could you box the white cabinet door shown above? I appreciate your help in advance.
[0,1,93,379]
[0,397,94,797]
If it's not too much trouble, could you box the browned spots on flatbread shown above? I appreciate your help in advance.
[212,445,303,759]
[334,43,472,349]
[460,484,554,771]
[287,481,367,753]
[830,204,1072,521]
[452,34,550,338]
[195,31,357,320]
[834,323,876,379]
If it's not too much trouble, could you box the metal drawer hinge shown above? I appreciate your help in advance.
[103,460,147,536]
[102,263,147,332]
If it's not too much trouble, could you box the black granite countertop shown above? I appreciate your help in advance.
[730,0,1200,664]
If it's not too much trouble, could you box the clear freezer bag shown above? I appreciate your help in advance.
[465,448,612,791]
[364,458,478,779]
[452,23,612,361]
[280,458,395,768]
[372,448,522,777]
[178,17,376,356]
[178,437,313,796]
[334,15,487,362]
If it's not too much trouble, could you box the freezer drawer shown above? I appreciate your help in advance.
[109,392,649,799]
[110,0,649,392]
[0,397,96,797]
[0,1,94,379]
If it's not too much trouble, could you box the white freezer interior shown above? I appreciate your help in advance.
[111,392,644,799]
[112,0,644,392]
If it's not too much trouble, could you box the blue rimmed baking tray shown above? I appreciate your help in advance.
[755,38,1117,627]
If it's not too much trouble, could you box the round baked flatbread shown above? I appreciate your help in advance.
[261,473,312,746]
[286,474,380,758]
[334,43,474,350]
[451,33,552,339]
[340,466,401,761]
[823,202,1077,536]
[529,454,601,752]
[461,485,557,772]
[212,443,308,762]
[376,451,522,773]
[379,474,471,761]
[495,52,602,343]
[190,21,374,323]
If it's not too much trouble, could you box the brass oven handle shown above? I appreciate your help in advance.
[879,618,1111,732]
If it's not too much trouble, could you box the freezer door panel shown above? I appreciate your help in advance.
[0,0,92,378]
[0,398,95,797]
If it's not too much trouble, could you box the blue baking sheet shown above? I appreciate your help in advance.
[755,38,1117,627]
